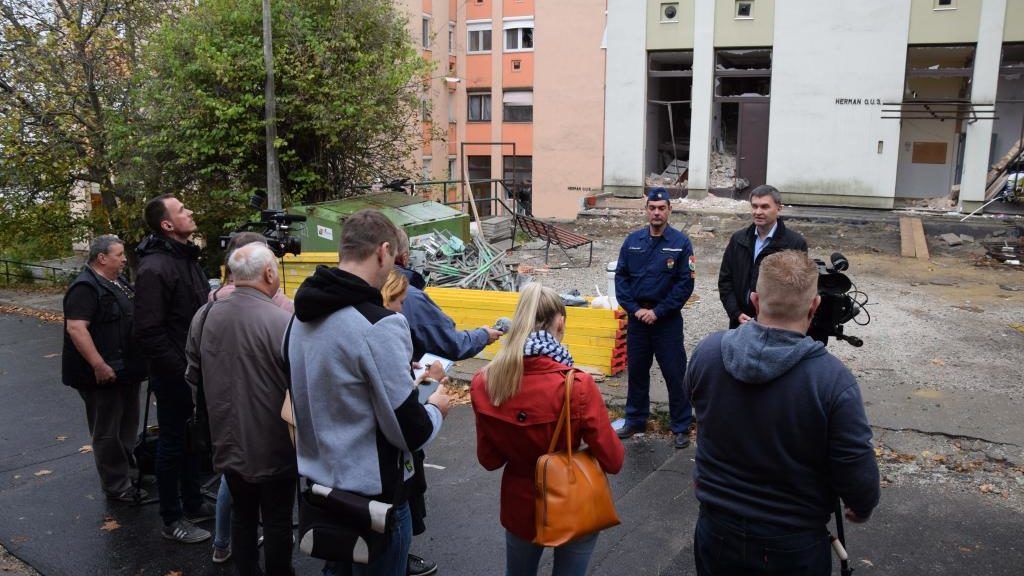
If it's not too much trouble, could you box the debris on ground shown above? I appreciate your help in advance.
[709,150,737,189]
[0,304,62,323]
[412,231,515,291]
[940,233,963,247]
[981,237,1023,265]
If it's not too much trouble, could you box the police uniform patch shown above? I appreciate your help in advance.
[666,258,675,269]
[689,255,697,278]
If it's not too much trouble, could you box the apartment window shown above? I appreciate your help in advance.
[423,157,432,181]
[468,92,491,122]
[735,1,753,19]
[448,157,457,179]
[934,0,956,8]
[420,96,430,121]
[502,90,533,123]
[468,21,492,53]
[661,3,679,22]
[422,16,431,49]
[504,18,534,52]
[448,96,457,123]
[448,22,455,54]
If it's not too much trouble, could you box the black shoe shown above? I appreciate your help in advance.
[407,554,438,576]
[674,432,691,449]
[616,425,645,440]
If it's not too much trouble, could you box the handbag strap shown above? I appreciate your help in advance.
[547,370,575,457]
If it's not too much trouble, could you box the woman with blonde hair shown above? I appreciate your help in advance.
[470,283,624,576]
[381,269,410,313]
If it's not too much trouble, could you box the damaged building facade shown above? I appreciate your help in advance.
[604,0,1024,213]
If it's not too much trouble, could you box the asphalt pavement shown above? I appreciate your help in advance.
[1,313,1022,575]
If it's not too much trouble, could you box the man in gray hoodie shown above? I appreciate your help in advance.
[289,209,450,576]
[684,250,879,576]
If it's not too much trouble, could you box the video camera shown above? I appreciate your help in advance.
[220,209,307,258]
[808,252,870,347]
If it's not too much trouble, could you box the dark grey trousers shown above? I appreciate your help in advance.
[78,383,142,495]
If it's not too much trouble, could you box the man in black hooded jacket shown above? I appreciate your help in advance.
[718,185,807,328]
[134,194,213,544]
[686,250,879,576]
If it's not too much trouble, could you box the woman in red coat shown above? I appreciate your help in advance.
[471,283,625,576]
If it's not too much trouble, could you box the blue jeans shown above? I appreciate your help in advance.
[694,507,831,576]
[505,531,599,576]
[152,374,203,525]
[322,502,412,576]
[625,313,692,434]
[213,476,232,550]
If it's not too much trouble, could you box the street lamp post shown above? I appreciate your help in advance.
[262,0,282,210]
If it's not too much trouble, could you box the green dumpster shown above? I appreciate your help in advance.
[287,192,470,253]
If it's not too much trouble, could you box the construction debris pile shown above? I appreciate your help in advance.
[981,236,1023,266]
[646,159,688,188]
[479,215,513,243]
[710,150,748,190]
[411,230,516,290]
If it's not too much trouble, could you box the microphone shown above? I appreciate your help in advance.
[830,252,849,272]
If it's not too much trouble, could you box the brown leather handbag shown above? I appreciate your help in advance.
[533,370,620,546]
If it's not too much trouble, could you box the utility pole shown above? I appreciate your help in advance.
[262,0,282,209]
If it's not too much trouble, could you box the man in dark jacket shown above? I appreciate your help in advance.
[186,243,296,575]
[718,185,807,328]
[63,235,146,502]
[685,250,880,576]
[393,229,500,576]
[134,194,213,544]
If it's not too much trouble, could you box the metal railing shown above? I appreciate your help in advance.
[0,258,75,287]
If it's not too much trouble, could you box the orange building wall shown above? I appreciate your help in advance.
[502,52,533,88]
[466,0,491,20]
[503,0,534,19]
[464,123,494,156]
[532,0,605,219]
[423,0,432,13]
[465,54,492,89]
[500,123,533,156]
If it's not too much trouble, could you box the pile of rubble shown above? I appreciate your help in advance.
[710,150,745,189]
[411,230,516,291]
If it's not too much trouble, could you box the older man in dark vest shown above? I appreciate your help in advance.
[63,235,147,501]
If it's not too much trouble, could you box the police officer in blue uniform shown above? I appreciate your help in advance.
[614,187,695,449]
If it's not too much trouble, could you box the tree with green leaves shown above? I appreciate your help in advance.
[134,0,431,230]
[0,0,181,258]
[2,0,429,263]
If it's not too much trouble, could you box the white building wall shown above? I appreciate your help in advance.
[960,0,1007,209]
[765,0,910,208]
[686,0,714,195]
[603,0,646,189]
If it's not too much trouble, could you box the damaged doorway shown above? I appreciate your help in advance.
[712,48,772,196]
[894,45,975,202]
[645,51,693,192]
[990,42,1024,214]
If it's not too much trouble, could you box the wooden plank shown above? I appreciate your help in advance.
[984,173,1009,201]
[899,217,916,258]
[986,138,1022,185]
[910,218,930,260]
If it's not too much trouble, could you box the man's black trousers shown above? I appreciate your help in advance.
[225,472,296,576]
[152,374,203,525]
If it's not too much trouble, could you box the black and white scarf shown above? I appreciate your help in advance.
[523,330,574,367]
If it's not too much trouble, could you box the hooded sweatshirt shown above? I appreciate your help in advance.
[288,266,442,502]
[684,321,879,530]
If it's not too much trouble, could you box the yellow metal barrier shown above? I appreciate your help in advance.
[273,253,627,375]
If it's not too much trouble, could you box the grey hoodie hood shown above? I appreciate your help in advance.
[721,321,826,384]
